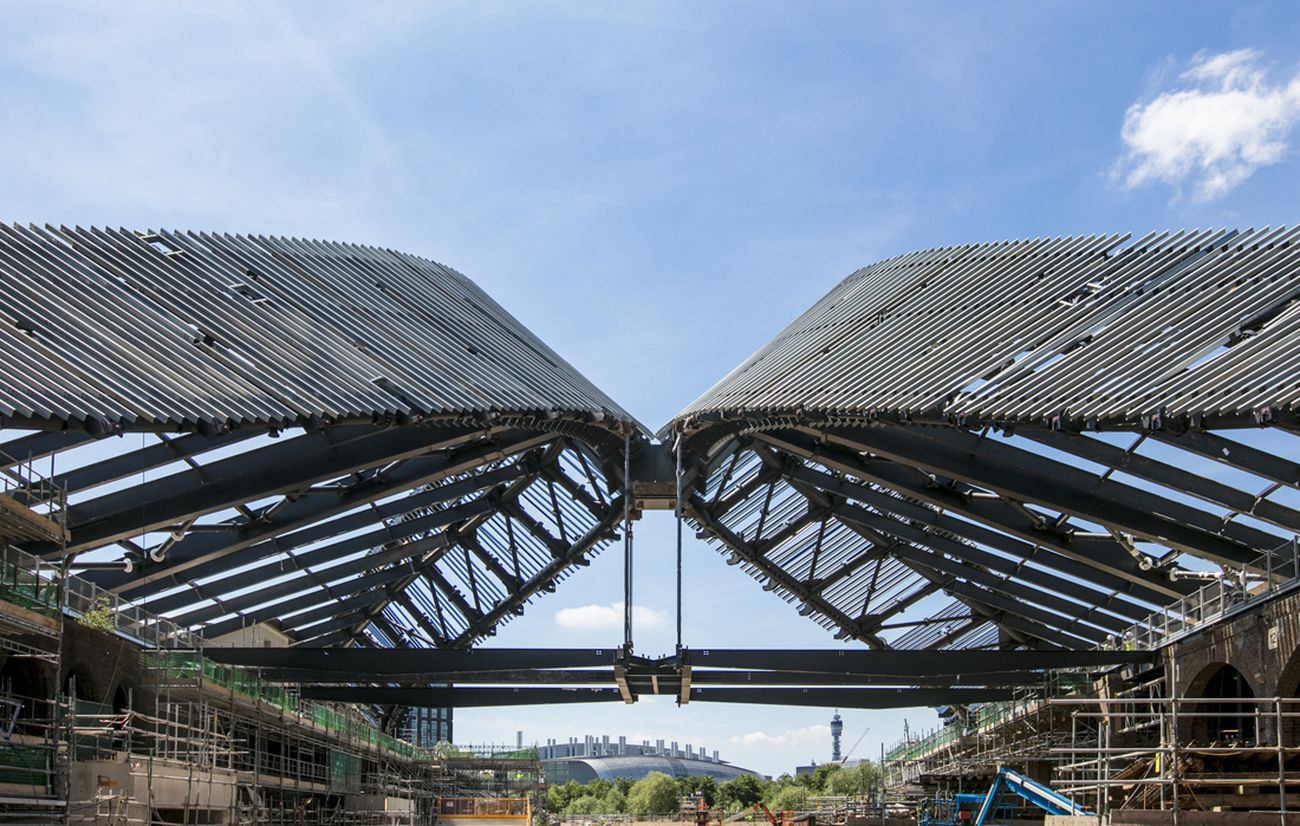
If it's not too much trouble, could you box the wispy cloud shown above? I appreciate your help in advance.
[730,724,830,749]
[1115,49,1300,201]
[554,602,666,631]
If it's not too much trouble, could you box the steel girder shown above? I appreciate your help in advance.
[202,645,1148,708]
[5,421,629,650]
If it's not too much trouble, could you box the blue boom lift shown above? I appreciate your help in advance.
[971,767,1093,826]
[922,767,1093,826]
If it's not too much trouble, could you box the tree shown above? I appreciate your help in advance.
[768,785,809,812]
[547,780,585,813]
[720,774,764,809]
[602,789,627,813]
[627,771,680,815]
[564,796,604,816]
[678,775,718,806]
[811,764,841,793]
[826,762,880,797]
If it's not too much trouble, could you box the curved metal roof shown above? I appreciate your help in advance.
[5,224,1300,661]
[543,754,760,783]
[0,224,641,650]
[0,223,637,435]
[671,229,1300,652]
[676,228,1300,430]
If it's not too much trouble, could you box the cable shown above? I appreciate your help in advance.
[675,430,683,654]
[622,428,633,652]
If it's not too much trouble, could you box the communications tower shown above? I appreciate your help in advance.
[831,711,843,762]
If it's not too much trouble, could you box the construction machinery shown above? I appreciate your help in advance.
[922,767,1091,826]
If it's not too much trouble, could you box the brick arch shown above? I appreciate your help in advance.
[1184,662,1256,745]
[62,662,100,705]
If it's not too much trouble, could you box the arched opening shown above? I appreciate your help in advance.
[1188,663,1256,744]
[112,683,131,714]
[63,665,98,706]
[0,656,52,736]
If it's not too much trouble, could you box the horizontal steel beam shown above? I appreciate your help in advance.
[684,648,1153,673]
[299,686,623,706]
[255,667,1050,687]
[204,647,622,672]
[686,687,1015,708]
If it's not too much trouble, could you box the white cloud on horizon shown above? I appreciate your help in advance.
[730,724,831,749]
[1116,49,1300,201]
[554,601,667,631]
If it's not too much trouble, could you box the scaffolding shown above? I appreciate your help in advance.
[0,538,518,825]
[1053,696,1300,819]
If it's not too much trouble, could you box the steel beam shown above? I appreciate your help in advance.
[90,431,551,593]
[684,649,1153,673]
[754,430,1191,598]
[204,648,621,672]
[819,425,1269,564]
[686,687,1015,708]
[299,686,624,706]
[55,422,492,555]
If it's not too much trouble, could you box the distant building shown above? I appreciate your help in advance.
[538,736,760,784]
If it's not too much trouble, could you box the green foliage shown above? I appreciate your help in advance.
[626,771,680,815]
[825,762,880,796]
[564,796,604,816]
[77,596,117,633]
[768,785,809,812]
[811,763,840,792]
[547,780,586,813]
[719,774,764,808]
[677,774,718,806]
[602,789,626,813]
[547,778,629,815]
[613,777,633,796]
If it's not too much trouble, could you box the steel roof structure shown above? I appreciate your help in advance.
[2,223,1299,709]
[669,228,1300,652]
[0,223,640,651]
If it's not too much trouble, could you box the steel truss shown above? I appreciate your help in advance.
[3,224,1300,715]
[0,223,644,750]
[671,228,1300,652]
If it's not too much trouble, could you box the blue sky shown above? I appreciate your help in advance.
[2,0,1299,776]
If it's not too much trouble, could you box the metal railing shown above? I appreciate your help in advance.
[0,448,67,529]
[1117,538,1300,652]
[0,543,61,620]
[63,570,203,649]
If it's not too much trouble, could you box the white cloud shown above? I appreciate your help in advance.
[554,602,666,631]
[1116,49,1300,201]
[730,724,831,749]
